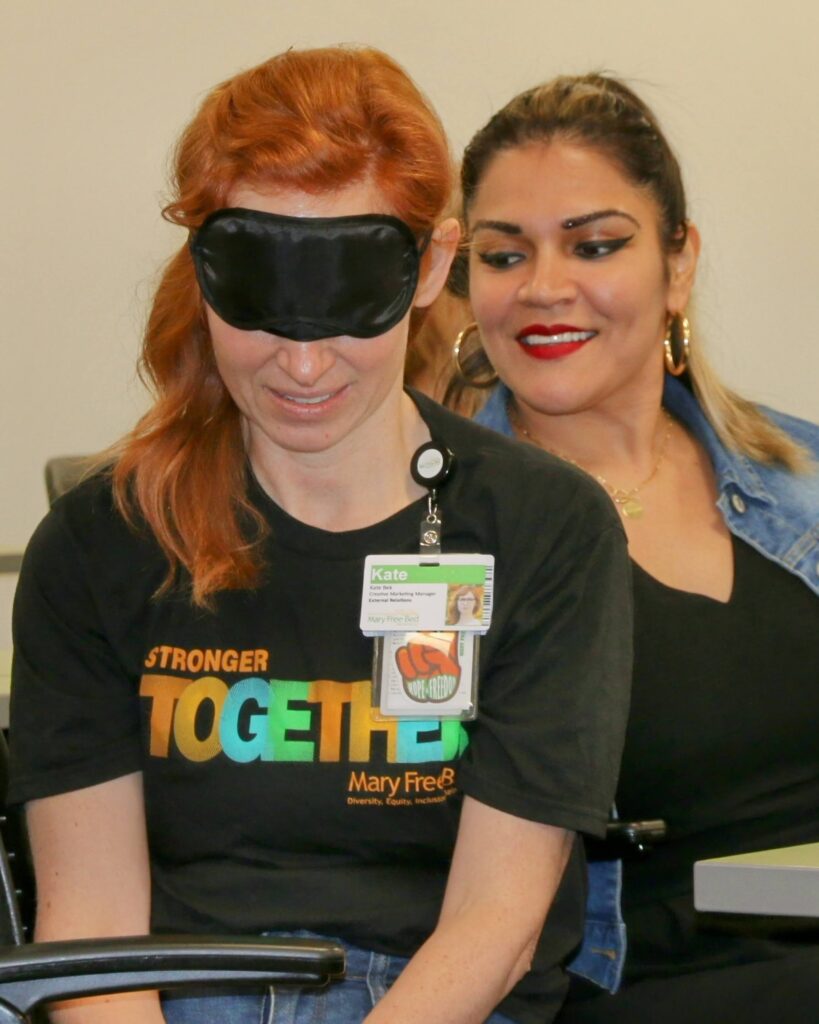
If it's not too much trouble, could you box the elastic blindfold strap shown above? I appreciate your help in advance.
[191,208,424,341]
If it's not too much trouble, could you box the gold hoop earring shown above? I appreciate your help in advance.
[452,322,499,389]
[663,312,690,376]
[452,322,478,374]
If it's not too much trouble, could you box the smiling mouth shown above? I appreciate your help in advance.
[265,384,348,408]
[279,392,334,405]
[517,330,597,346]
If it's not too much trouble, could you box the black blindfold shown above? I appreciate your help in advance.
[190,208,424,342]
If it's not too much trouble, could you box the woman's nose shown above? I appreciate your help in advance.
[517,251,576,307]
[274,339,336,384]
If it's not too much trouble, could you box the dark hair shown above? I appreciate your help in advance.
[462,73,687,254]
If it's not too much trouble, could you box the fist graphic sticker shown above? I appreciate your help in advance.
[395,631,461,703]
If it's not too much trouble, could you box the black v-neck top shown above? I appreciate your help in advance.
[617,534,819,980]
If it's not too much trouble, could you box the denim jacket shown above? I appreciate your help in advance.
[476,375,819,991]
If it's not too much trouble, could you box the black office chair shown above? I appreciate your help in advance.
[0,737,344,1023]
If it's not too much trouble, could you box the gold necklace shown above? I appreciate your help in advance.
[509,406,673,519]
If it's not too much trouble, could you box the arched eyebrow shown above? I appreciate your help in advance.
[471,210,640,235]
[562,209,639,229]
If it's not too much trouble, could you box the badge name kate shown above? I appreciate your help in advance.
[360,554,495,635]
[370,567,409,581]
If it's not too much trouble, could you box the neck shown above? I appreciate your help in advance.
[249,390,430,531]
[510,376,667,484]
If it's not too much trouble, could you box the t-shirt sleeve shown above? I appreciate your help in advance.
[457,487,632,839]
[8,504,143,805]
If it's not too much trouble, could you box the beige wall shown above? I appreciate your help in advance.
[2,0,818,638]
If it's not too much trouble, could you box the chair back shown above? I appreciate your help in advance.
[44,457,92,506]
[0,735,27,946]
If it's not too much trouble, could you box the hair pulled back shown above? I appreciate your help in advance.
[453,73,806,469]
[462,73,687,254]
[113,47,454,606]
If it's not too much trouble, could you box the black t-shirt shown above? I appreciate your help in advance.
[618,534,819,982]
[10,394,632,1024]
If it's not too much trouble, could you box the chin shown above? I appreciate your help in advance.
[515,386,592,418]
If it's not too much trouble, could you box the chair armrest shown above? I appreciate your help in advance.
[0,935,345,1018]
[586,819,668,860]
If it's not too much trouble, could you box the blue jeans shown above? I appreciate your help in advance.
[161,931,517,1024]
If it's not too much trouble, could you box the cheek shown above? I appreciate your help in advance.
[207,313,240,373]
[588,265,666,325]
[211,334,258,384]
[581,264,635,314]
[350,325,409,379]
[207,311,274,381]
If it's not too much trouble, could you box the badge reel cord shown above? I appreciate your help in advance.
[410,441,455,563]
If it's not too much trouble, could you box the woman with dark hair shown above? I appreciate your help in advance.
[9,51,631,1024]
[451,73,819,1023]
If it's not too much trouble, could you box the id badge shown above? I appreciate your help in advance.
[360,554,494,636]
[372,630,479,720]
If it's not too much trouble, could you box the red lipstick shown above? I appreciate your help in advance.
[515,324,597,361]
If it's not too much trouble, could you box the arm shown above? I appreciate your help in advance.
[26,772,166,1024]
[365,795,573,1024]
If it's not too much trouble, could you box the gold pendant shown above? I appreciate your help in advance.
[621,498,643,519]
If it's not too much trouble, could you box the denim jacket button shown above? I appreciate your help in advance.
[731,493,746,514]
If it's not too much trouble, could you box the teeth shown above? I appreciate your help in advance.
[282,393,332,405]
[520,331,596,345]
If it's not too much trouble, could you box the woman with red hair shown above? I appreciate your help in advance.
[10,48,631,1024]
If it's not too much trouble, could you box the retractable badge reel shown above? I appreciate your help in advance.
[410,442,454,562]
[364,441,490,722]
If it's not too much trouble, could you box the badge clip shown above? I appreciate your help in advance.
[419,491,441,564]
[411,442,453,566]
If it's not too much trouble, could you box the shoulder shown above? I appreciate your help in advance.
[758,404,819,462]
[752,406,819,518]
[733,403,819,507]
[29,469,129,556]
[414,386,573,469]
[665,377,819,498]
[21,468,163,594]
[412,390,625,554]
[414,388,604,489]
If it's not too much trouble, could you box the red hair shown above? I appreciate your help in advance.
[112,47,453,607]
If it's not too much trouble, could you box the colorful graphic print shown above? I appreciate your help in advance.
[140,647,470,766]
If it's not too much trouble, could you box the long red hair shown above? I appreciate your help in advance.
[112,47,453,607]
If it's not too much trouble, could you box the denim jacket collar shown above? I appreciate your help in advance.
[661,377,774,505]
[478,377,819,596]
[480,378,771,500]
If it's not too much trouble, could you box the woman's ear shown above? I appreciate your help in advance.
[414,218,461,309]
[667,221,700,312]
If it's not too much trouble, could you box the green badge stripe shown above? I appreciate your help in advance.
[370,565,486,584]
